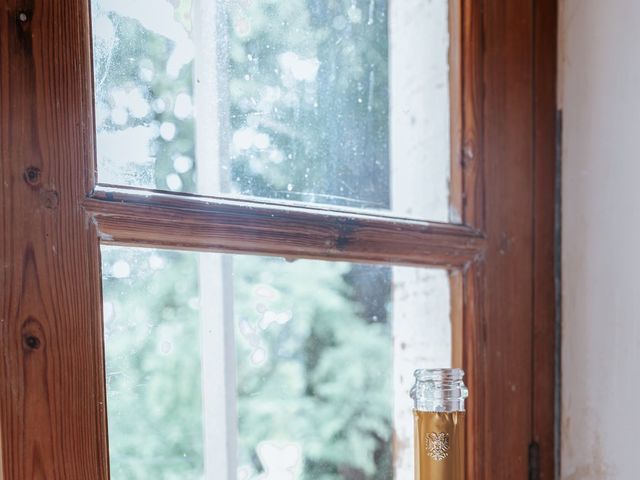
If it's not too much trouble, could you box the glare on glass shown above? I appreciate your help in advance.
[101,246,453,479]
[92,0,452,221]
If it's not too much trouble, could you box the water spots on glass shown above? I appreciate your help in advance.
[110,108,128,126]
[332,15,348,31]
[103,301,115,324]
[187,297,199,310]
[250,347,267,366]
[172,155,193,174]
[367,68,375,111]
[159,339,173,355]
[258,310,292,330]
[348,5,363,24]
[111,260,131,279]
[138,61,154,82]
[148,254,165,270]
[237,465,252,480]
[278,51,320,82]
[165,173,182,191]
[233,16,252,38]
[173,92,192,119]
[238,318,268,368]
[159,122,176,141]
[254,284,279,301]
[101,247,452,478]
[152,98,165,113]
[368,0,376,25]
[256,442,302,478]
[253,132,270,150]
[92,0,451,221]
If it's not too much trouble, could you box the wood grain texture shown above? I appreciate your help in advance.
[0,1,109,478]
[532,0,558,477]
[455,5,491,477]
[0,0,558,477]
[461,0,485,230]
[450,0,484,230]
[449,0,463,223]
[462,262,485,480]
[450,269,464,370]
[85,186,486,268]
[481,0,536,477]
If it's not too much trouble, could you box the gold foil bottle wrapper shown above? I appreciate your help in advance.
[414,410,465,480]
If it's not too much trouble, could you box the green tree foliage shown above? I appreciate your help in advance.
[103,251,393,479]
[226,0,389,209]
[233,257,392,479]
[102,250,204,479]
[95,0,394,478]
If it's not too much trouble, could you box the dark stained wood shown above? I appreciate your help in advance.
[449,0,463,223]
[458,1,488,478]
[480,0,536,477]
[463,262,485,480]
[85,186,486,268]
[451,0,484,230]
[454,4,491,478]
[0,0,558,477]
[447,0,560,478]
[532,0,559,478]
[0,0,109,479]
[461,0,485,230]
[450,269,464,369]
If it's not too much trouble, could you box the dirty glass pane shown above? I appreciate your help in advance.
[102,246,453,479]
[92,0,452,221]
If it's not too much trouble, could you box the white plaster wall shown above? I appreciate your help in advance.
[561,1,640,478]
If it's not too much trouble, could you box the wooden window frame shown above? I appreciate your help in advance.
[0,0,558,478]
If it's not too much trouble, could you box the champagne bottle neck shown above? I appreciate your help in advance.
[410,368,468,412]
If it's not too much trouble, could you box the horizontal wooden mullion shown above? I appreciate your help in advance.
[84,186,486,268]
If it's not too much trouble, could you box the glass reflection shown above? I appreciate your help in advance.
[92,0,451,221]
[102,247,451,479]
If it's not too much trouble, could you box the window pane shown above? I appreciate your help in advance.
[102,246,454,479]
[92,0,452,221]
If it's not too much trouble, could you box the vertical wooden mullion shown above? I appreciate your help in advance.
[459,1,486,478]
[462,262,485,480]
[450,269,464,370]
[461,0,485,231]
[0,0,108,478]
[449,0,463,223]
[532,0,558,477]
[481,0,536,478]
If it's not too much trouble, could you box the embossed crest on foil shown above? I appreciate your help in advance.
[425,432,450,461]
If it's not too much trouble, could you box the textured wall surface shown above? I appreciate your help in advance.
[561,1,640,478]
